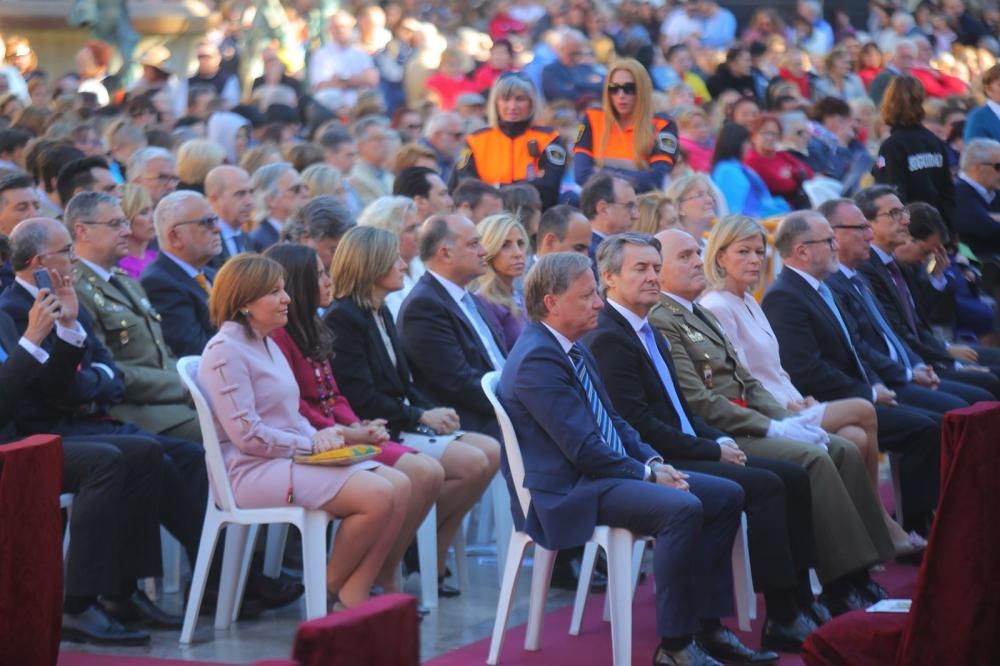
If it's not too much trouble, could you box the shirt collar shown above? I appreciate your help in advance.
[218,218,242,237]
[606,297,647,336]
[427,269,470,305]
[662,290,694,312]
[870,243,894,265]
[541,322,575,353]
[838,263,858,279]
[987,98,1000,119]
[959,172,995,203]
[266,218,283,234]
[161,250,202,279]
[77,256,114,282]
[15,276,39,297]
[784,265,822,291]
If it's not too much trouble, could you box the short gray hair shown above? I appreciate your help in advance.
[358,195,417,235]
[774,210,821,259]
[9,218,54,271]
[154,190,208,246]
[596,232,661,295]
[351,116,388,143]
[960,138,1000,172]
[64,191,120,240]
[127,147,174,182]
[251,161,295,219]
[524,252,594,321]
[424,111,460,138]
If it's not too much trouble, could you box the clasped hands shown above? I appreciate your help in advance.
[651,462,690,492]
[311,419,391,453]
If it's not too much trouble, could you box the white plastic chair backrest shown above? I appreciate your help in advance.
[177,355,240,513]
[481,371,532,518]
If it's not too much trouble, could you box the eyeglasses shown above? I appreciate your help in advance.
[448,131,464,140]
[608,83,638,96]
[173,215,219,230]
[876,208,910,221]
[38,244,75,259]
[680,190,713,203]
[801,237,836,250]
[80,217,130,230]
[979,162,1000,171]
[609,200,639,213]
[405,123,423,130]
[145,173,179,184]
[832,223,871,232]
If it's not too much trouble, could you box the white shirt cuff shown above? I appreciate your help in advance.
[928,274,947,290]
[716,436,737,447]
[55,321,87,347]
[17,337,49,364]
[871,387,878,401]
[92,362,115,380]
[905,368,912,382]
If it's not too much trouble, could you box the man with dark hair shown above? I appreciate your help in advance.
[0,172,40,237]
[580,173,639,267]
[536,204,592,256]
[452,178,503,223]
[707,47,757,100]
[393,166,454,222]
[56,156,119,210]
[0,128,32,171]
[39,143,86,214]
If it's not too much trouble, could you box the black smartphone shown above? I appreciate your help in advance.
[33,269,54,291]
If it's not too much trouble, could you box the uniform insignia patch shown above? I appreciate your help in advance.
[545,143,567,166]
[457,148,472,170]
[575,123,586,145]
[657,131,678,154]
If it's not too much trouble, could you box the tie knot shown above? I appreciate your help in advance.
[568,344,584,363]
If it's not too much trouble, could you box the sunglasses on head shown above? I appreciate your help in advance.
[608,83,637,96]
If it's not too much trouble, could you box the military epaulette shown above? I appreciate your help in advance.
[112,267,129,276]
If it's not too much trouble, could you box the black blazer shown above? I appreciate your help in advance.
[397,272,506,433]
[582,303,724,462]
[0,310,47,442]
[325,296,434,437]
[826,270,915,388]
[858,253,952,366]
[249,219,281,253]
[140,253,216,358]
[952,178,1000,258]
[0,282,124,434]
[761,268,875,402]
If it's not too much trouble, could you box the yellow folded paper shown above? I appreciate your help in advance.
[295,444,382,466]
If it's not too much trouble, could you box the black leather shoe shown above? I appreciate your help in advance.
[438,576,461,597]
[197,587,265,620]
[820,587,868,617]
[807,599,832,626]
[246,571,305,609]
[653,641,723,666]
[857,579,888,604]
[550,556,608,592]
[62,605,150,646]
[99,590,182,629]
[761,613,816,653]
[698,625,779,663]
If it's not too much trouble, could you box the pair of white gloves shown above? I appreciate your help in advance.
[766,403,830,449]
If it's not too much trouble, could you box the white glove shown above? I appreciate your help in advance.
[795,403,826,427]
[768,417,830,449]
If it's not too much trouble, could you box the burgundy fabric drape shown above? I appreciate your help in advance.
[0,435,64,666]
[292,593,419,666]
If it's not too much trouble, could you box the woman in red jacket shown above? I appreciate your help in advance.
[743,114,813,210]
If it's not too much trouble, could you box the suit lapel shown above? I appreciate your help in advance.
[371,306,409,392]
[423,275,496,366]
[783,269,852,347]
[866,256,907,320]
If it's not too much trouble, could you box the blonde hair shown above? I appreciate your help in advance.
[601,58,654,169]
[635,192,676,234]
[664,172,724,219]
[357,196,417,236]
[301,163,343,197]
[473,213,527,315]
[209,254,286,335]
[330,226,401,309]
[177,139,226,186]
[392,143,437,174]
[239,143,282,176]
[120,183,152,223]
[703,214,767,290]
[487,73,540,127]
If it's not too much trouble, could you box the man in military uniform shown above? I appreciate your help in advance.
[67,191,200,442]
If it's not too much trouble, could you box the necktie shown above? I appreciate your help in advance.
[568,344,626,455]
[692,303,723,338]
[107,275,140,312]
[0,339,7,363]
[460,292,506,370]
[194,273,212,297]
[848,274,911,370]
[817,282,867,379]
[639,322,696,436]
[886,260,918,334]
[232,233,247,255]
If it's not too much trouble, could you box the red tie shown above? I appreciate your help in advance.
[886,261,917,335]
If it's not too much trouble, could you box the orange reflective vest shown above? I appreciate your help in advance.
[459,125,565,185]
[574,108,678,167]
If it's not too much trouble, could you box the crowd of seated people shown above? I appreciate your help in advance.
[4,0,1000,661]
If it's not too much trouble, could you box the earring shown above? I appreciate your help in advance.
[242,309,250,316]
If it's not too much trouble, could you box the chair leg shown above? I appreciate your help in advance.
[732,512,755,632]
[569,542,599,635]
[452,521,468,591]
[524,542,556,652]
[486,530,531,665]
[606,530,634,666]
[163,527,183,594]
[810,568,823,596]
[216,523,251,630]
[491,476,512,575]
[263,524,289,579]
[301,513,330,620]
[474,486,495,546]
[416,504,438,609]
[889,453,905,528]
[229,524,259,624]
[180,517,222,644]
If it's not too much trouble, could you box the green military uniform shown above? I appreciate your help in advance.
[74,261,201,442]
[649,292,895,583]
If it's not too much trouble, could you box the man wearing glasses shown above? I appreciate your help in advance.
[580,173,640,272]
[762,210,942,538]
[127,148,178,207]
[140,191,221,358]
[952,138,1000,262]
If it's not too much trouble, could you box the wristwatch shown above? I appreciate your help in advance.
[646,464,658,484]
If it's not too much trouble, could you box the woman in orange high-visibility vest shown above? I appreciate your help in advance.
[574,58,679,193]
[449,72,567,209]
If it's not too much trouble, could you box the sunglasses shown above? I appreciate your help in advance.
[980,162,1000,171]
[608,83,637,96]
[174,215,220,230]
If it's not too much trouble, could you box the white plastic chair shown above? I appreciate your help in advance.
[60,493,74,559]
[481,372,640,666]
[176,356,331,644]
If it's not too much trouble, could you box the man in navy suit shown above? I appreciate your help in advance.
[248,162,309,252]
[499,252,764,666]
[951,138,1000,261]
[580,173,639,273]
[205,165,254,271]
[140,190,220,357]
[761,211,941,535]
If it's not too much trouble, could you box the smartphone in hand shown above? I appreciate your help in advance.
[33,269,62,313]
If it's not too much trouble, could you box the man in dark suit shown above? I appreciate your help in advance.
[854,185,1000,396]
[248,162,309,252]
[579,173,639,271]
[0,237,172,641]
[205,165,254,271]
[951,138,1000,261]
[499,251,766,666]
[761,211,942,535]
[141,190,221,357]
[823,198,993,412]
[1,217,208,593]
[0,172,41,290]
[584,233,822,650]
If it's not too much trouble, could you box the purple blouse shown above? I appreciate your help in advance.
[119,249,158,280]
[475,293,527,352]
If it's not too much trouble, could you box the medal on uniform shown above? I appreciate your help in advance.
[702,361,713,388]
[681,323,705,342]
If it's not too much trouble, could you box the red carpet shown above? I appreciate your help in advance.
[425,563,919,666]
[59,656,237,666]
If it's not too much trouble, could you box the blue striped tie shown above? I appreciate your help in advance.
[568,344,626,455]
[849,274,912,370]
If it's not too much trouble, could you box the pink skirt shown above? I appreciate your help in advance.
[373,440,418,466]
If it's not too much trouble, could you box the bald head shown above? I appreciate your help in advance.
[10,217,72,276]
[205,165,253,230]
[420,213,487,286]
[655,228,707,301]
